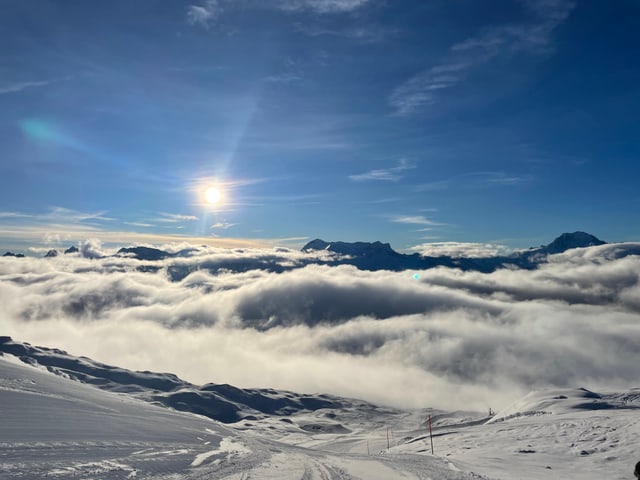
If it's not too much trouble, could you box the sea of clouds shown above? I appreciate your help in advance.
[2,241,639,411]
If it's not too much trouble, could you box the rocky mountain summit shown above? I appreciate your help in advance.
[302,232,608,272]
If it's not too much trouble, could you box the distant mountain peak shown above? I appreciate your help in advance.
[2,251,24,258]
[542,232,606,255]
[302,239,394,256]
[117,246,172,261]
[302,239,332,252]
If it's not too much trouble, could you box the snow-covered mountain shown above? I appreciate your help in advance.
[2,251,24,257]
[302,238,427,270]
[537,231,606,254]
[2,337,639,479]
[302,232,611,272]
[109,231,617,273]
[4,232,626,275]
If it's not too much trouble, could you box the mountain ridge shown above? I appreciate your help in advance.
[0,336,380,424]
[301,231,608,272]
[303,231,606,257]
[1,232,615,275]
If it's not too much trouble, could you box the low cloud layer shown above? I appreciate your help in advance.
[408,241,514,258]
[2,242,639,411]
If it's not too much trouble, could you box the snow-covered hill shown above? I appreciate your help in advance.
[0,337,381,423]
[0,353,255,479]
[2,340,639,479]
[0,350,491,479]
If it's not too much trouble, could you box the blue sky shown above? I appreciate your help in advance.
[1,0,639,252]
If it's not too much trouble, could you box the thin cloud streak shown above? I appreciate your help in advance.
[294,22,398,43]
[0,207,113,223]
[186,0,221,28]
[349,160,414,182]
[389,215,439,226]
[413,171,533,192]
[0,79,54,95]
[124,222,154,228]
[0,225,266,250]
[185,0,372,29]
[211,222,236,229]
[389,0,576,115]
[277,0,372,14]
[157,213,199,223]
[0,212,31,219]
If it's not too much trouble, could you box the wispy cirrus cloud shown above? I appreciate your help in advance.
[0,207,116,249]
[124,222,154,228]
[265,57,303,84]
[0,212,30,219]
[0,224,265,251]
[390,0,576,115]
[186,0,222,28]
[265,72,303,84]
[389,214,439,226]
[0,207,264,251]
[0,79,54,95]
[49,207,114,223]
[349,159,414,182]
[469,171,532,186]
[0,207,112,223]
[186,0,371,29]
[414,171,533,191]
[277,0,372,14]
[211,222,236,230]
[157,213,199,223]
[294,23,397,43]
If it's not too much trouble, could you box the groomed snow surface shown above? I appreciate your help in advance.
[1,354,639,479]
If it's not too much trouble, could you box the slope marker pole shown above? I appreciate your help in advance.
[428,414,434,455]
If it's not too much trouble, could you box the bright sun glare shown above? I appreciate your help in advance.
[204,186,221,205]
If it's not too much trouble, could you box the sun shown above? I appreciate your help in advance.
[204,186,221,205]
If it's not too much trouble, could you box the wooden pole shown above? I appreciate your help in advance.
[386,426,390,450]
[428,414,434,455]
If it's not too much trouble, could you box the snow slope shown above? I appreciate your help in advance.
[391,389,640,480]
[0,354,495,479]
[2,340,638,479]
[0,354,266,478]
